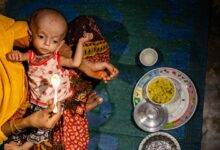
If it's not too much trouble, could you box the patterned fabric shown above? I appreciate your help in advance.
[12,104,52,145]
[67,16,110,88]
[53,107,89,150]
[34,16,110,150]
[27,50,73,108]
[11,49,76,146]
[27,105,51,144]
[67,16,110,63]
[34,74,92,150]
[82,40,109,62]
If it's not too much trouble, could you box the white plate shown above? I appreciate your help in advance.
[133,67,198,130]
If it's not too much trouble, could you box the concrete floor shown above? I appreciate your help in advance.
[201,1,220,149]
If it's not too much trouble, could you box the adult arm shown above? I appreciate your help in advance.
[1,101,61,137]
[59,43,119,83]
[78,59,119,83]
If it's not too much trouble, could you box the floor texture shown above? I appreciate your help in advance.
[201,0,220,149]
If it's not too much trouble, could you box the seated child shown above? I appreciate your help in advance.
[5,8,102,150]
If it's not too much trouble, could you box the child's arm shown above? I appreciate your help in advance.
[6,50,29,62]
[60,32,93,68]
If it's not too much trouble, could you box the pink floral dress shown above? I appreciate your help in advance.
[27,50,73,108]
[19,50,74,144]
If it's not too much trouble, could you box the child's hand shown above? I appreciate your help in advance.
[79,32,93,43]
[6,50,26,62]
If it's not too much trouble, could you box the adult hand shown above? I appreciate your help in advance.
[26,100,61,129]
[92,62,119,83]
[79,60,119,83]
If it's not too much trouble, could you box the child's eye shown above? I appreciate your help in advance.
[38,35,44,39]
[53,40,58,44]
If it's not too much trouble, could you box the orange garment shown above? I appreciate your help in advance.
[0,15,28,144]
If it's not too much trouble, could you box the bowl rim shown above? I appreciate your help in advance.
[139,48,158,66]
[138,132,181,150]
[146,76,176,105]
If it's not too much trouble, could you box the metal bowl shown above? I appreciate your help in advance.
[138,132,181,150]
[133,101,168,132]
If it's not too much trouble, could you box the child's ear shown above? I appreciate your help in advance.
[28,30,32,42]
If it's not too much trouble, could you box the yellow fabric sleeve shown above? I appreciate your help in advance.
[0,15,26,144]
[0,131,7,144]
[10,21,29,40]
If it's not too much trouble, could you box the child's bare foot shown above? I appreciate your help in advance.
[86,92,103,112]
[4,141,22,150]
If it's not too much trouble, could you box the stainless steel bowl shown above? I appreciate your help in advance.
[138,132,181,150]
[133,101,168,132]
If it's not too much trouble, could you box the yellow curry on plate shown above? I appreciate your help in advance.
[147,77,175,104]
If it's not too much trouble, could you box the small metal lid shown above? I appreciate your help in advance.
[133,101,168,132]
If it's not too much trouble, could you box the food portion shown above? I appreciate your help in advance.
[147,77,175,104]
